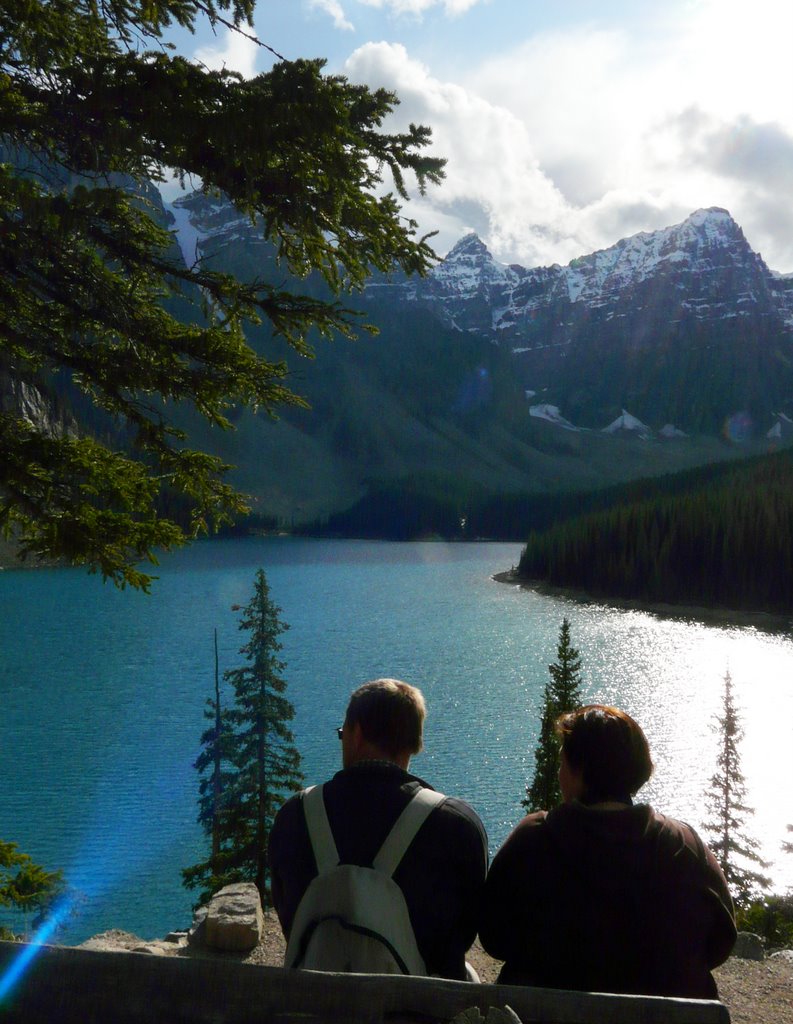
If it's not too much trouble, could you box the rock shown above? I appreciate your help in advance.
[203,882,263,952]
[188,905,208,947]
[164,931,189,944]
[732,932,765,960]
[770,948,793,963]
[78,930,183,957]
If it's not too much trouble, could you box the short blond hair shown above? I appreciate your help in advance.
[345,679,426,757]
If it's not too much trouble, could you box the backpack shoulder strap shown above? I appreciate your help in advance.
[374,788,446,876]
[302,784,339,874]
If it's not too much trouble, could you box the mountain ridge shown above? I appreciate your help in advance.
[155,196,793,524]
[358,206,793,435]
[391,206,791,339]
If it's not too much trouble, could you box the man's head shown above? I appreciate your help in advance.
[556,704,653,804]
[341,678,426,769]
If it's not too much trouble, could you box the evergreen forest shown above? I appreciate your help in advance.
[299,451,757,541]
[516,447,793,613]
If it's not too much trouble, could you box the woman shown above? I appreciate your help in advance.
[479,705,736,998]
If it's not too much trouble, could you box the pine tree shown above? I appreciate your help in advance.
[183,570,303,906]
[523,618,584,812]
[182,631,239,906]
[0,839,63,939]
[704,670,771,907]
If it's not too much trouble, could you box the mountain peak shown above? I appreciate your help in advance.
[680,206,744,243]
[428,232,516,303]
[445,233,491,260]
[557,205,764,304]
[688,205,731,221]
[686,206,733,224]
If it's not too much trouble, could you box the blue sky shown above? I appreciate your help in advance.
[165,0,793,272]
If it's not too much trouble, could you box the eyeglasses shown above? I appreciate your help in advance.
[337,727,344,740]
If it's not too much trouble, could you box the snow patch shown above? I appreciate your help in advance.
[602,410,652,438]
[168,200,205,269]
[529,404,579,431]
[767,412,793,439]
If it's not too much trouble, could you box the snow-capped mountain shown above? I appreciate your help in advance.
[399,208,788,345]
[367,208,793,434]
[166,191,793,440]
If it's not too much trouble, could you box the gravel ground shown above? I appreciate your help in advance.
[712,956,793,1024]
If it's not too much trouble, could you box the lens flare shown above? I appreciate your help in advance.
[0,895,73,1005]
[722,411,753,443]
[454,365,492,412]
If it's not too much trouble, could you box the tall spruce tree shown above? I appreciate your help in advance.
[704,670,771,906]
[522,618,584,812]
[183,570,302,906]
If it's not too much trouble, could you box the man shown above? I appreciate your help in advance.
[269,678,488,980]
[479,705,736,998]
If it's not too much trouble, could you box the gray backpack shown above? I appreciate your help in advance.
[284,783,446,974]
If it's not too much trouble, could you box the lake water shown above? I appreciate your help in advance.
[1,537,791,943]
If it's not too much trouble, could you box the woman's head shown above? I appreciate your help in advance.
[555,704,653,804]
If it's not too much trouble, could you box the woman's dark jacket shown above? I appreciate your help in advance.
[479,801,736,998]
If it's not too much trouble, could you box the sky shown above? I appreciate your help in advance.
[165,0,793,272]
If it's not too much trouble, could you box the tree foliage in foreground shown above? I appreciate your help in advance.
[522,618,584,813]
[0,839,63,939]
[183,569,302,907]
[704,671,771,907]
[0,0,444,590]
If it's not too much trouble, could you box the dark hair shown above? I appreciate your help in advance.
[556,704,653,802]
[345,678,425,758]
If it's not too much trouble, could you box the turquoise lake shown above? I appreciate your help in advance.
[1,537,791,943]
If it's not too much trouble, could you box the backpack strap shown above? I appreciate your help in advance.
[374,788,446,877]
[302,784,340,873]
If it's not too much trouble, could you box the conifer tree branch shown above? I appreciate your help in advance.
[0,0,446,588]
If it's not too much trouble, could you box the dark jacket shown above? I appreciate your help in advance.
[479,802,736,998]
[269,760,488,980]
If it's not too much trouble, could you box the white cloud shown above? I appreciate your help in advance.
[454,3,793,271]
[309,1,793,271]
[176,0,793,271]
[308,0,355,31]
[344,42,581,266]
[358,0,482,17]
[676,0,793,127]
[194,27,259,78]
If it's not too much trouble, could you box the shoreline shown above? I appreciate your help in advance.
[492,570,793,633]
